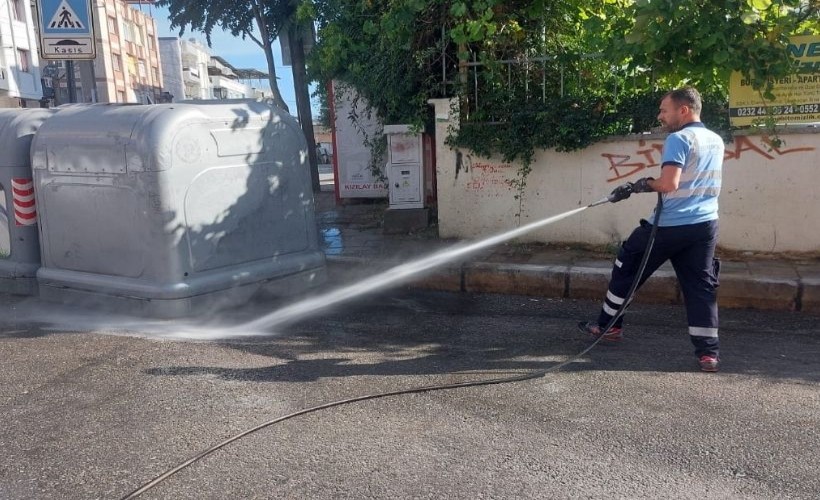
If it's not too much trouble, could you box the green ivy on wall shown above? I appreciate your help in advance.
[308,0,818,190]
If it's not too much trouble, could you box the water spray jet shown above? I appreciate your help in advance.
[234,204,593,333]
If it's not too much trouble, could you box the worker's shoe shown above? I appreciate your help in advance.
[698,355,719,372]
[578,321,623,342]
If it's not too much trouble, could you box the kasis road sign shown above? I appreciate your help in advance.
[36,0,97,59]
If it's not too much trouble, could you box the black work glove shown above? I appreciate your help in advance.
[632,177,655,193]
[608,182,634,203]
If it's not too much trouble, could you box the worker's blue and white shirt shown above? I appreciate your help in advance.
[651,122,724,227]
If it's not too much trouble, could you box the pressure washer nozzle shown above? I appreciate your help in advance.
[587,196,612,208]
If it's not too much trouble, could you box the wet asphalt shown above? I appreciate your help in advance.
[1,287,818,499]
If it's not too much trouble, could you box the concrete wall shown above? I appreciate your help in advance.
[158,38,185,102]
[430,98,820,253]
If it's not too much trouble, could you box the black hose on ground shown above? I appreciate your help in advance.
[121,193,664,499]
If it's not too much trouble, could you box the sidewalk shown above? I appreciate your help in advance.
[314,191,820,315]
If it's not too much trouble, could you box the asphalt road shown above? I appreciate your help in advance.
[1,287,818,499]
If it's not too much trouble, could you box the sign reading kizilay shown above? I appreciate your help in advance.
[35,0,97,60]
[729,35,820,126]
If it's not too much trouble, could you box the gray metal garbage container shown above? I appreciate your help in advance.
[31,101,326,317]
[0,109,54,295]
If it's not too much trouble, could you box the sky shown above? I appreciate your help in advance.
[143,3,319,114]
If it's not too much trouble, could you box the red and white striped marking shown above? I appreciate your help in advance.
[11,178,36,226]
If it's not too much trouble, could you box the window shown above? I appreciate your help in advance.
[122,22,143,46]
[117,91,126,102]
[123,22,133,42]
[112,54,122,72]
[147,36,154,51]
[17,50,30,73]
[108,16,118,35]
[138,61,146,80]
[152,67,160,85]
[127,55,137,78]
[12,0,24,21]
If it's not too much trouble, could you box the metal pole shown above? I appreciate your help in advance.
[542,59,546,102]
[66,60,77,103]
[88,60,98,102]
[560,66,564,97]
[473,52,478,112]
[525,59,529,100]
[441,24,446,95]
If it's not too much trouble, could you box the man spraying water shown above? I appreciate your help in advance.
[578,87,724,372]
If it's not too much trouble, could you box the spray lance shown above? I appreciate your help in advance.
[588,176,656,207]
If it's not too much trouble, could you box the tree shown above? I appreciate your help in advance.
[309,0,818,163]
[615,0,820,97]
[284,13,323,192]
[156,0,291,111]
[157,0,323,192]
[308,0,637,127]
[308,0,638,163]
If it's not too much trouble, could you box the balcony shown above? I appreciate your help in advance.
[182,67,200,83]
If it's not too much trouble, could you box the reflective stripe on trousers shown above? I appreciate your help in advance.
[596,219,720,357]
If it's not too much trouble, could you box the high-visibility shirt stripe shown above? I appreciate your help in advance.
[666,187,721,199]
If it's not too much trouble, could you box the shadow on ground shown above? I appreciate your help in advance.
[140,289,820,385]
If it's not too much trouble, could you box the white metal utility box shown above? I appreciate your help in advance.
[384,124,424,209]
[30,101,326,317]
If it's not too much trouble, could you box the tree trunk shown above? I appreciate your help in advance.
[289,23,321,193]
[262,42,289,112]
[251,1,289,112]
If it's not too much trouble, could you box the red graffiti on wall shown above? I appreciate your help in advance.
[462,156,514,198]
[602,137,816,182]
[724,135,815,160]
[464,162,516,196]
[602,141,664,182]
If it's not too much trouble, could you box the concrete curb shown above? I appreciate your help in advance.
[326,256,817,315]
[800,278,820,314]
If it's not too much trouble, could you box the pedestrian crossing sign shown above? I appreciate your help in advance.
[35,0,96,59]
[48,1,85,29]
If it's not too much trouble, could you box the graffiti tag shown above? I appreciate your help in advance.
[463,160,516,197]
[603,136,816,182]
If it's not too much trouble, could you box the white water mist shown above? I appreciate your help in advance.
[234,205,589,334]
[0,206,591,341]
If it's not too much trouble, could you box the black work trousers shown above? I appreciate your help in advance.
[596,219,720,358]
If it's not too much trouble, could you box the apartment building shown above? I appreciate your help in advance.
[41,0,164,104]
[92,0,163,103]
[209,55,249,99]
[157,35,183,101]
[158,36,209,100]
[16,0,268,106]
[0,0,44,107]
[159,37,274,102]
